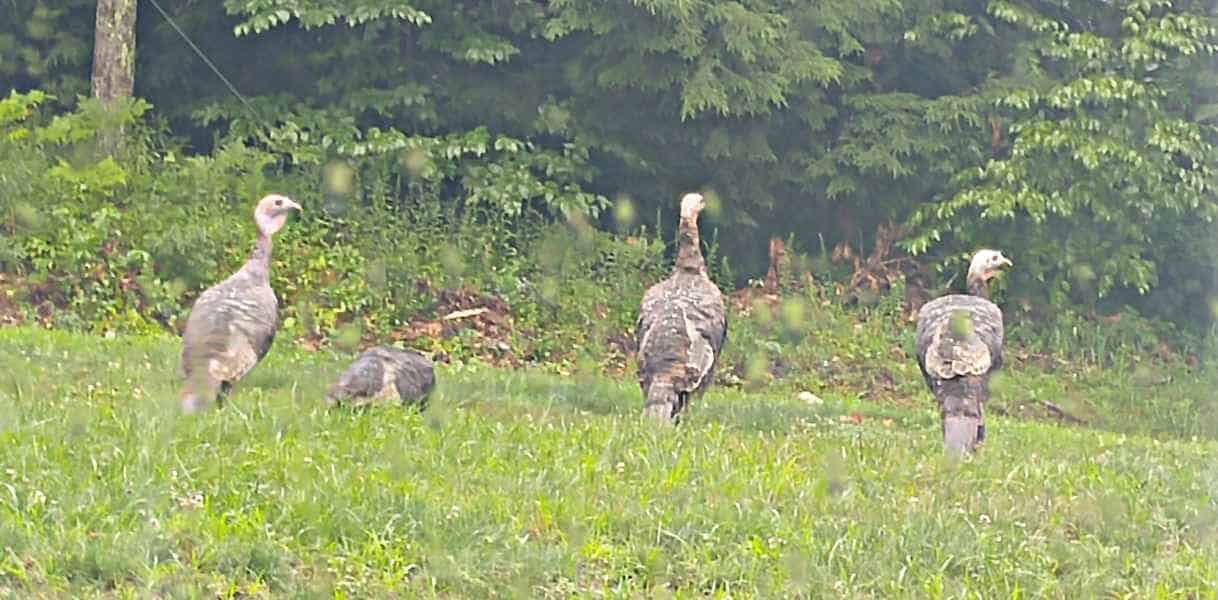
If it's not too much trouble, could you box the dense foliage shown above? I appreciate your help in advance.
[4,0,1218,354]
[0,90,667,370]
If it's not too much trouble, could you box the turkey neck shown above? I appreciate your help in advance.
[675,214,706,274]
[966,273,989,299]
[245,231,274,282]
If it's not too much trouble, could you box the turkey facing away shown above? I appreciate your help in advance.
[179,194,302,414]
[327,346,436,409]
[915,249,1012,454]
[635,192,728,424]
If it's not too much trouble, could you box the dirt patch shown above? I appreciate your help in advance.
[991,398,1093,428]
[603,330,636,378]
[391,280,518,367]
[0,273,25,326]
[728,287,781,317]
[729,236,813,317]
[830,222,937,321]
[0,274,67,328]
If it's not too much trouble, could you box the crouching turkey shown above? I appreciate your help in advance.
[327,346,436,409]
[635,192,727,424]
[915,249,1012,454]
[179,194,301,413]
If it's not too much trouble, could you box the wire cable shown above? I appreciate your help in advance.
[144,0,265,125]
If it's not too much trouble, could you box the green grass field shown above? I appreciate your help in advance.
[2,326,1218,598]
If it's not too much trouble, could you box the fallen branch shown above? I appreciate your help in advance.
[442,307,488,321]
[1042,400,1087,425]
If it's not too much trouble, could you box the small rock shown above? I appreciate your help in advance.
[798,391,823,405]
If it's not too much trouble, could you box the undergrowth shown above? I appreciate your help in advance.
[2,89,1215,423]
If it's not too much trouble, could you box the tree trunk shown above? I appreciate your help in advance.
[91,0,137,154]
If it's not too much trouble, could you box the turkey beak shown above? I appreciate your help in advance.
[276,199,302,220]
[988,256,1012,281]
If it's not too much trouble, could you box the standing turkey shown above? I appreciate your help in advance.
[326,346,436,409]
[179,194,302,413]
[915,249,1012,454]
[635,192,728,424]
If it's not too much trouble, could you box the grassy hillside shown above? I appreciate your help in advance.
[1,326,1217,597]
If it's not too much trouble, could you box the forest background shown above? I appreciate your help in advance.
[4,0,1218,381]
[9,4,1218,594]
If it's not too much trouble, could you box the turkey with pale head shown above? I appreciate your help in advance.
[635,192,728,424]
[179,193,301,413]
[915,248,1012,454]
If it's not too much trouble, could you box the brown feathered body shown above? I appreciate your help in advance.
[179,194,299,413]
[179,247,279,407]
[327,346,436,409]
[914,250,1010,454]
[635,193,727,424]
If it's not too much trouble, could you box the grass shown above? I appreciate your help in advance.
[2,326,1218,597]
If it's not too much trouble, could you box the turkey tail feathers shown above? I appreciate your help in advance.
[917,293,1004,455]
[938,375,988,455]
[643,382,685,424]
[943,415,983,456]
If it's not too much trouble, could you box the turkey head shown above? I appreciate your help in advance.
[255,194,302,236]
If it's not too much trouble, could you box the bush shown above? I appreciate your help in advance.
[0,90,673,368]
[0,89,1210,375]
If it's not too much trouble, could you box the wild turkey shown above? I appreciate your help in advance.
[635,192,728,424]
[915,249,1012,454]
[179,194,302,413]
[326,346,436,409]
